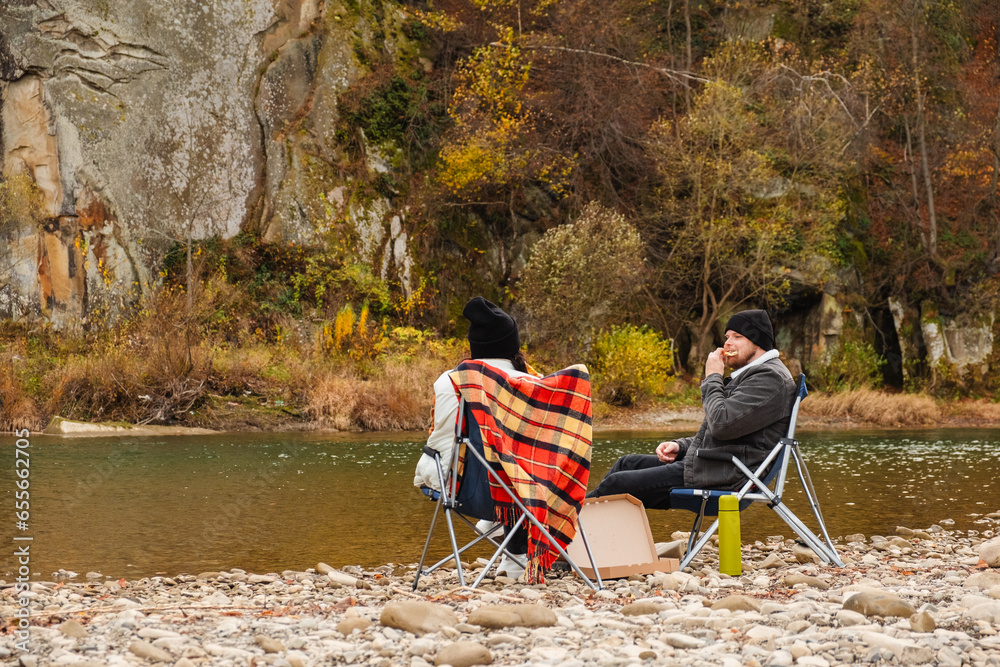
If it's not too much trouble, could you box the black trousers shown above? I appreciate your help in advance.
[587,454,686,510]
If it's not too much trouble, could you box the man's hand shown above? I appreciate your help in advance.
[705,347,725,377]
[656,441,680,463]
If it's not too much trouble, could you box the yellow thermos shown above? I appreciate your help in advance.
[718,494,742,575]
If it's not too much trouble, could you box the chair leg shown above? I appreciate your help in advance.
[680,517,720,570]
[413,496,444,591]
[791,446,843,566]
[471,514,527,588]
[770,501,844,566]
[420,520,506,576]
[443,508,466,587]
[465,443,602,591]
[575,515,604,591]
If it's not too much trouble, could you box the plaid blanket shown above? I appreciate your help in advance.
[449,360,592,583]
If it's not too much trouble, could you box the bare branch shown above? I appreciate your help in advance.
[489,41,710,88]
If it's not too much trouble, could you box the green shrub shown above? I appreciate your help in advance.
[808,339,885,391]
[519,202,645,350]
[589,325,674,406]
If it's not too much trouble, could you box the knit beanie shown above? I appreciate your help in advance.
[724,310,775,351]
[464,296,520,360]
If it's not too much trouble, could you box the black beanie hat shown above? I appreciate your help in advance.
[464,296,520,360]
[724,310,774,351]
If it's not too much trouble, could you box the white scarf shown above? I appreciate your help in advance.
[730,348,781,380]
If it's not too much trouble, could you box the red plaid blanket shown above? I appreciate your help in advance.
[449,360,592,583]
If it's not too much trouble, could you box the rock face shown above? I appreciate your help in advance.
[0,0,416,327]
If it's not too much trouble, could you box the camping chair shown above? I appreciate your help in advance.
[414,397,603,591]
[669,374,843,570]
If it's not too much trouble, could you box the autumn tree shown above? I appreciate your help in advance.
[645,42,858,366]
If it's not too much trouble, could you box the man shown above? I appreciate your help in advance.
[588,309,796,507]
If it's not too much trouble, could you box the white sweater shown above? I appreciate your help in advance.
[413,359,533,491]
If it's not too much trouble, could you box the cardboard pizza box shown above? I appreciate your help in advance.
[565,494,679,579]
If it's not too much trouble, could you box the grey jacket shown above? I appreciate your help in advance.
[677,357,796,489]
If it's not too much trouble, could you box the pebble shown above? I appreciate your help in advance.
[128,640,173,663]
[434,641,492,667]
[842,590,916,618]
[980,537,1000,567]
[4,518,1000,666]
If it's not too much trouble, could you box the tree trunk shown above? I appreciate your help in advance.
[911,9,937,258]
[186,219,193,314]
[684,0,692,114]
[903,117,927,249]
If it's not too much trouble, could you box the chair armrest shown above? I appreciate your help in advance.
[696,449,739,463]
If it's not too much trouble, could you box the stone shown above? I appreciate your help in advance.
[466,604,557,628]
[895,526,915,537]
[766,650,793,666]
[979,537,1000,568]
[662,633,704,649]
[782,574,830,590]
[843,591,916,618]
[338,617,373,635]
[655,540,686,559]
[649,573,683,590]
[966,601,1000,623]
[711,595,762,612]
[128,640,173,663]
[760,554,787,569]
[745,625,783,643]
[844,534,866,543]
[909,611,936,632]
[836,609,868,626]
[137,629,180,639]
[434,641,492,667]
[964,571,1000,590]
[797,657,829,667]
[621,600,669,616]
[255,635,285,653]
[58,620,88,639]
[792,545,820,564]
[861,632,935,664]
[380,601,460,636]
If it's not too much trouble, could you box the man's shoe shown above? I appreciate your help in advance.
[496,554,526,580]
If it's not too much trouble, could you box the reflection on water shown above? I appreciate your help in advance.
[1,429,998,580]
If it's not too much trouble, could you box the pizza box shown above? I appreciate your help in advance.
[565,493,679,579]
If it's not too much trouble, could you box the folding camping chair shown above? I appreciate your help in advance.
[669,374,843,570]
[414,397,603,590]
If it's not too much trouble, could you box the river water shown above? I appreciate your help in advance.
[2,429,998,581]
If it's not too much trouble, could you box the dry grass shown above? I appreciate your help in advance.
[947,399,1000,423]
[303,351,450,431]
[0,360,44,432]
[801,389,941,427]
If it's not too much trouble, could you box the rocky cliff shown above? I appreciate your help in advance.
[0,0,416,329]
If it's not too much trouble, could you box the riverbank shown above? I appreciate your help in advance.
[3,517,999,666]
[24,391,1000,439]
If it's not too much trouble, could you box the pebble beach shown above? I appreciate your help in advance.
[4,516,1000,667]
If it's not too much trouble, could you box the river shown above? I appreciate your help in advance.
[1,428,998,580]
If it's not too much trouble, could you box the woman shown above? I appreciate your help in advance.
[413,296,532,579]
